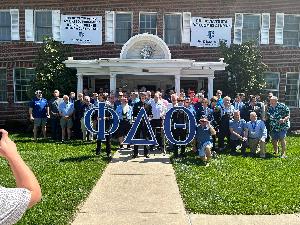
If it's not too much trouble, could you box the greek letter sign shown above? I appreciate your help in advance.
[84,103,198,146]
[190,17,232,47]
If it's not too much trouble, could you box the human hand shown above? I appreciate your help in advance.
[0,129,18,160]
[30,116,34,122]
[279,119,285,124]
[242,137,248,142]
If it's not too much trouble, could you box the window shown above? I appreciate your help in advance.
[0,69,7,102]
[35,11,52,42]
[115,13,132,44]
[0,11,11,41]
[14,68,35,102]
[25,10,60,42]
[164,14,182,45]
[283,15,300,47]
[285,73,300,107]
[234,13,269,45]
[139,13,157,35]
[242,14,260,44]
[263,72,280,97]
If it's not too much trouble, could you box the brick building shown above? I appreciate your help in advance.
[0,0,300,129]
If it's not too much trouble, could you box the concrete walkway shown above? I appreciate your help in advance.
[72,149,190,225]
[72,149,300,225]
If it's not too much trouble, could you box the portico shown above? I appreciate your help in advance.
[64,33,227,99]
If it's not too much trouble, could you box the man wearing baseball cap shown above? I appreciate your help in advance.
[195,116,216,166]
[29,90,49,141]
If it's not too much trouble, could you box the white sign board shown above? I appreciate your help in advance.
[191,17,232,47]
[60,15,102,45]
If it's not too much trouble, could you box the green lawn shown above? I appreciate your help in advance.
[172,136,300,215]
[0,134,111,225]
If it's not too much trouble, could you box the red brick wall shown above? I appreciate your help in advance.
[0,0,300,128]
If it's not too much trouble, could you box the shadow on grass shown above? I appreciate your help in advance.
[59,155,102,163]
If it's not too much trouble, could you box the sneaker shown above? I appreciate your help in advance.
[281,155,287,159]
[204,162,210,167]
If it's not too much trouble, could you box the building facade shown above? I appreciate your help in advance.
[0,0,300,129]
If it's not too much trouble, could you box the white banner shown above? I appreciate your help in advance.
[191,17,232,47]
[60,15,102,45]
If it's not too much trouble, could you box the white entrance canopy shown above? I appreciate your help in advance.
[64,33,227,99]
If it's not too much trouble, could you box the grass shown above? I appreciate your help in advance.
[172,136,300,215]
[0,133,112,225]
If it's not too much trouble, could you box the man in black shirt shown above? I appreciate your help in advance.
[132,92,152,158]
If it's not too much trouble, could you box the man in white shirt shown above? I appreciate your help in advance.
[149,93,164,150]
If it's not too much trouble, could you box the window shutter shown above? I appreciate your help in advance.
[234,13,243,44]
[182,12,191,43]
[105,11,115,42]
[10,9,19,40]
[275,13,284,44]
[25,9,34,41]
[52,10,61,41]
[261,13,270,44]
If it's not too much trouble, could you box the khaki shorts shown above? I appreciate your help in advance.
[34,118,47,127]
[60,117,73,128]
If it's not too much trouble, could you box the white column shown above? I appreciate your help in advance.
[110,73,117,94]
[208,77,214,100]
[175,74,180,95]
[77,73,83,97]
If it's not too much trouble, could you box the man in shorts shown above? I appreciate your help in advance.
[59,95,74,141]
[196,116,216,166]
[29,90,49,141]
[267,96,290,158]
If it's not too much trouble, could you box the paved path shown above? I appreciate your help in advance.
[72,149,190,225]
[72,149,300,225]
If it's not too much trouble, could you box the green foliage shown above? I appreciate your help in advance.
[173,136,300,215]
[29,37,77,99]
[219,41,268,97]
[0,134,111,225]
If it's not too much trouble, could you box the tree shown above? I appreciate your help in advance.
[29,37,77,99]
[219,41,268,97]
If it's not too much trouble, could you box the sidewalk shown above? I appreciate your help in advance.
[72,148,300,225]
[71,148,190,225]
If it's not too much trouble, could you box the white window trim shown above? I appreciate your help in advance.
[139,12,157,35]
[115,11,133,45]
[13,68,35,103]
[105,11,115,43]
[163,12,183,46]
[0,67,7,103]
[264,72,280,94]
[285,72,300,108]
[34,9,53,43]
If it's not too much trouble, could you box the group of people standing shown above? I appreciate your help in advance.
[28,87,290,163]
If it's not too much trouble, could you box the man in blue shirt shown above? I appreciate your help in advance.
[29,90,49,141]
[196,116,216,166]
[229,110,247,156]
[246,112,267,158]
[59,95,74,141]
